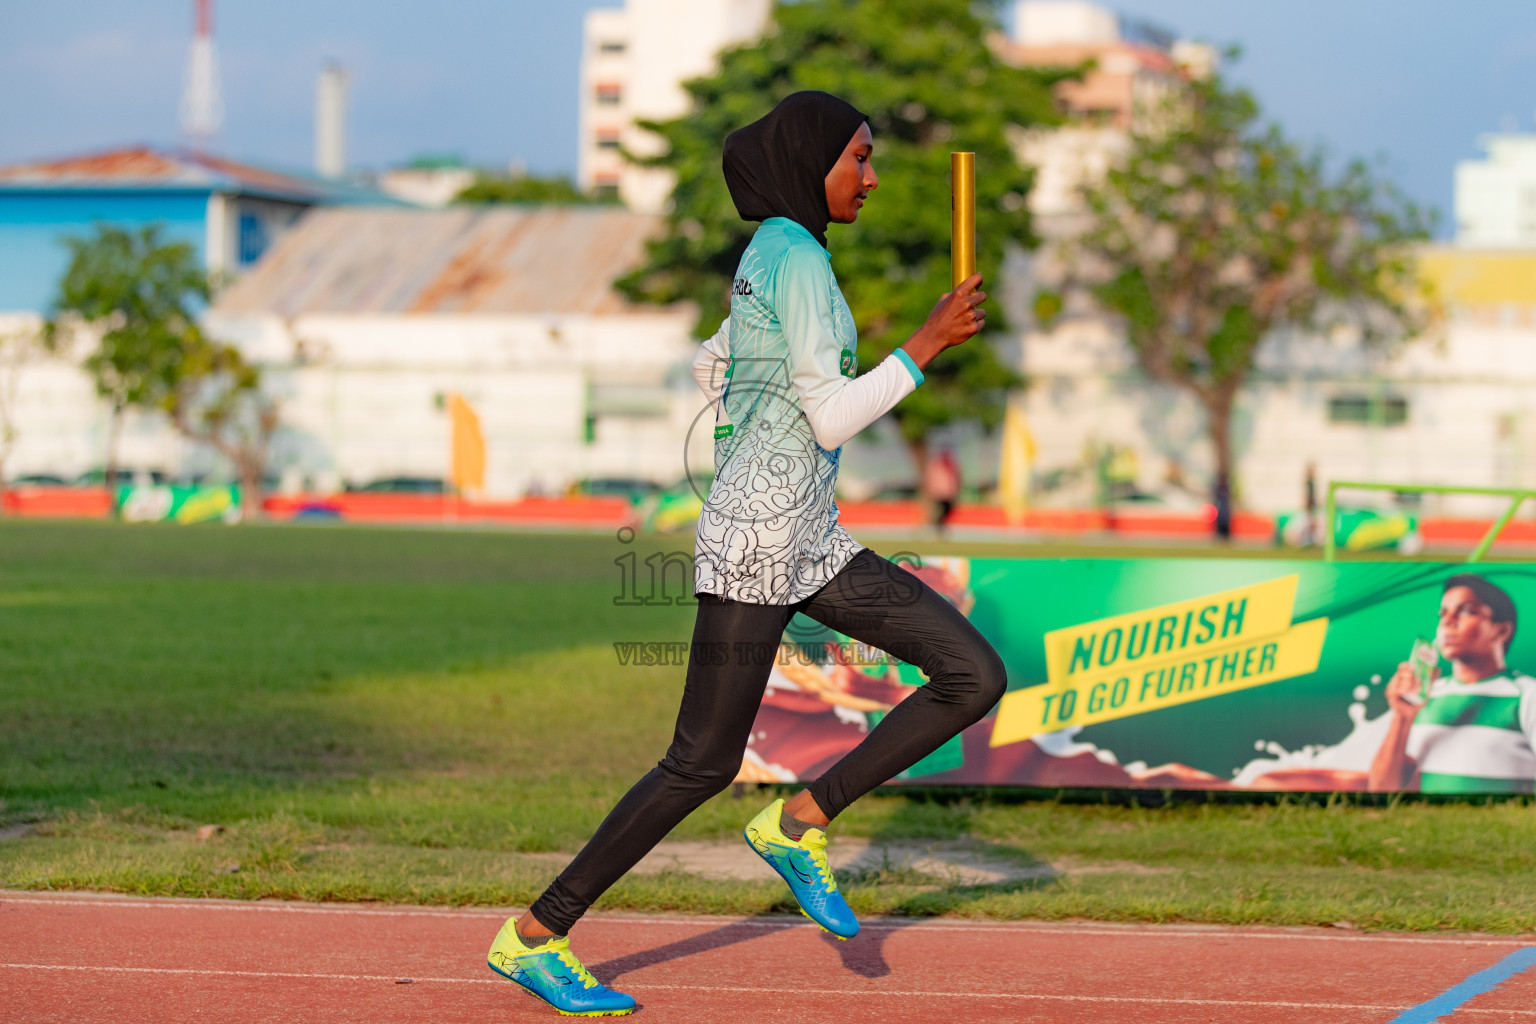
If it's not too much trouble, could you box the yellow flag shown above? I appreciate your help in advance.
[448,392,485,495]
[998,396,1037,527]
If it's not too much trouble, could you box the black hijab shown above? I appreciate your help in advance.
[722,90,869,248]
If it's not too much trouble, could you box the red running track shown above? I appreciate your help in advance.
[2,892,1534,1023]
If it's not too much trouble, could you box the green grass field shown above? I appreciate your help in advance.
[2,519,1534,933]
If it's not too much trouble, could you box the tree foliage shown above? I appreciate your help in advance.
[616,0,1068,446]
[46,223,275,512]
[453,173,614,205]
[162,335,277,511]
[49,224,208,422]
[1076,70,1435,512]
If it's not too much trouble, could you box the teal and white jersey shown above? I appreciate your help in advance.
[692,217,924,604]
[1407,670,1536,793]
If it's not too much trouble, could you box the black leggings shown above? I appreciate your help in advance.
[529,547,1007,934]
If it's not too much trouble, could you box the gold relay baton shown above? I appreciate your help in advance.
[951,151,975,289]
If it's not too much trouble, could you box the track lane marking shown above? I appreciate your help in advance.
[1389,948,1536,1023]
[4,962,1536,1015]
[2,896,1532,948]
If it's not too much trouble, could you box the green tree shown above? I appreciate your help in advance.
[161,337,276,518]
[615,0,1066,463]
[453,173,614,204]
[47,224,209,492]
[46,223,276,516]
[1076,70,1435,533]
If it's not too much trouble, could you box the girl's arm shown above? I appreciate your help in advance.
[690,319,731,406]
[776,251,986,452]
[794,352,922,452]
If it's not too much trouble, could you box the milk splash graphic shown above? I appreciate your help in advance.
[1228,679,1391,787]
[1026,677,1394,789]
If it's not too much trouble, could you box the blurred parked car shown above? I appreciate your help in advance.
[347,476,447,494]
[75,468,169,486]
[574,477,663,502]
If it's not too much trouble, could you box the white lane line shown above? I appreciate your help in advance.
[0,895,506,921]
[590,916,1536,948]
[2,963,497,985]
[642,984,1536,1016]
[3,963,1535,1016]
[3,895,1533,948]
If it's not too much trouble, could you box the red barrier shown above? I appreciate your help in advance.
[2,486,113,518]
[1419,517,1536,544]
[11,485,1536,548]
[835,500,924,527]
[837,501,1273,538]
[261,493,635,528]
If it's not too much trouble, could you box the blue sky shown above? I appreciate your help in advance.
[5,1,1536,232]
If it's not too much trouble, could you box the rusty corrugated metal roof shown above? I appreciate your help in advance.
[212,206,675,316]
[0,147,186,181]
[0,145,397,205]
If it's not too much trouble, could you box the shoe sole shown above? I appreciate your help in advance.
[745,827,857,941]
[799,907,852,940]
[488,959,635,1017]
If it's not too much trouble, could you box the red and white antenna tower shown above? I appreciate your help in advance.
[180,0,224,149]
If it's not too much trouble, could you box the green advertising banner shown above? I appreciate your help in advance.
[736,558,1536,794]
[117,484,243,524]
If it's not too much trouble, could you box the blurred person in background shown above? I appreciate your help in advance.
[924,448,961,536]
[1304,461,1319,546]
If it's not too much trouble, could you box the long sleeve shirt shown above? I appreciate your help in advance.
[692,216,925,604]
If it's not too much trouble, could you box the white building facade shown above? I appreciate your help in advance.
[1455,134,1536,248]
[1018,257,1536,518]
[0,207,716,497]
[578,0,770,211]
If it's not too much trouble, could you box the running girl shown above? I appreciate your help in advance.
[486,90,1005,1017]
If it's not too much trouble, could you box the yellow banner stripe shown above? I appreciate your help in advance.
[1043,575,1299,688]
[991,617,1329,746]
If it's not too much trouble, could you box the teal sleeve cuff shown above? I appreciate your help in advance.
[893,348,924,387]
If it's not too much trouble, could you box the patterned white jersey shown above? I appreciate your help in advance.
[691,217,924,604]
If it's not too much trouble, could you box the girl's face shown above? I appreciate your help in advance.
[824,122,877,224]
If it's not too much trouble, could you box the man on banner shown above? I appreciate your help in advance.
[1369,573,1536,793]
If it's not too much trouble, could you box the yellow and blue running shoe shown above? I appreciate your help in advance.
[486,917,636,1017]
[744,798,859,939]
